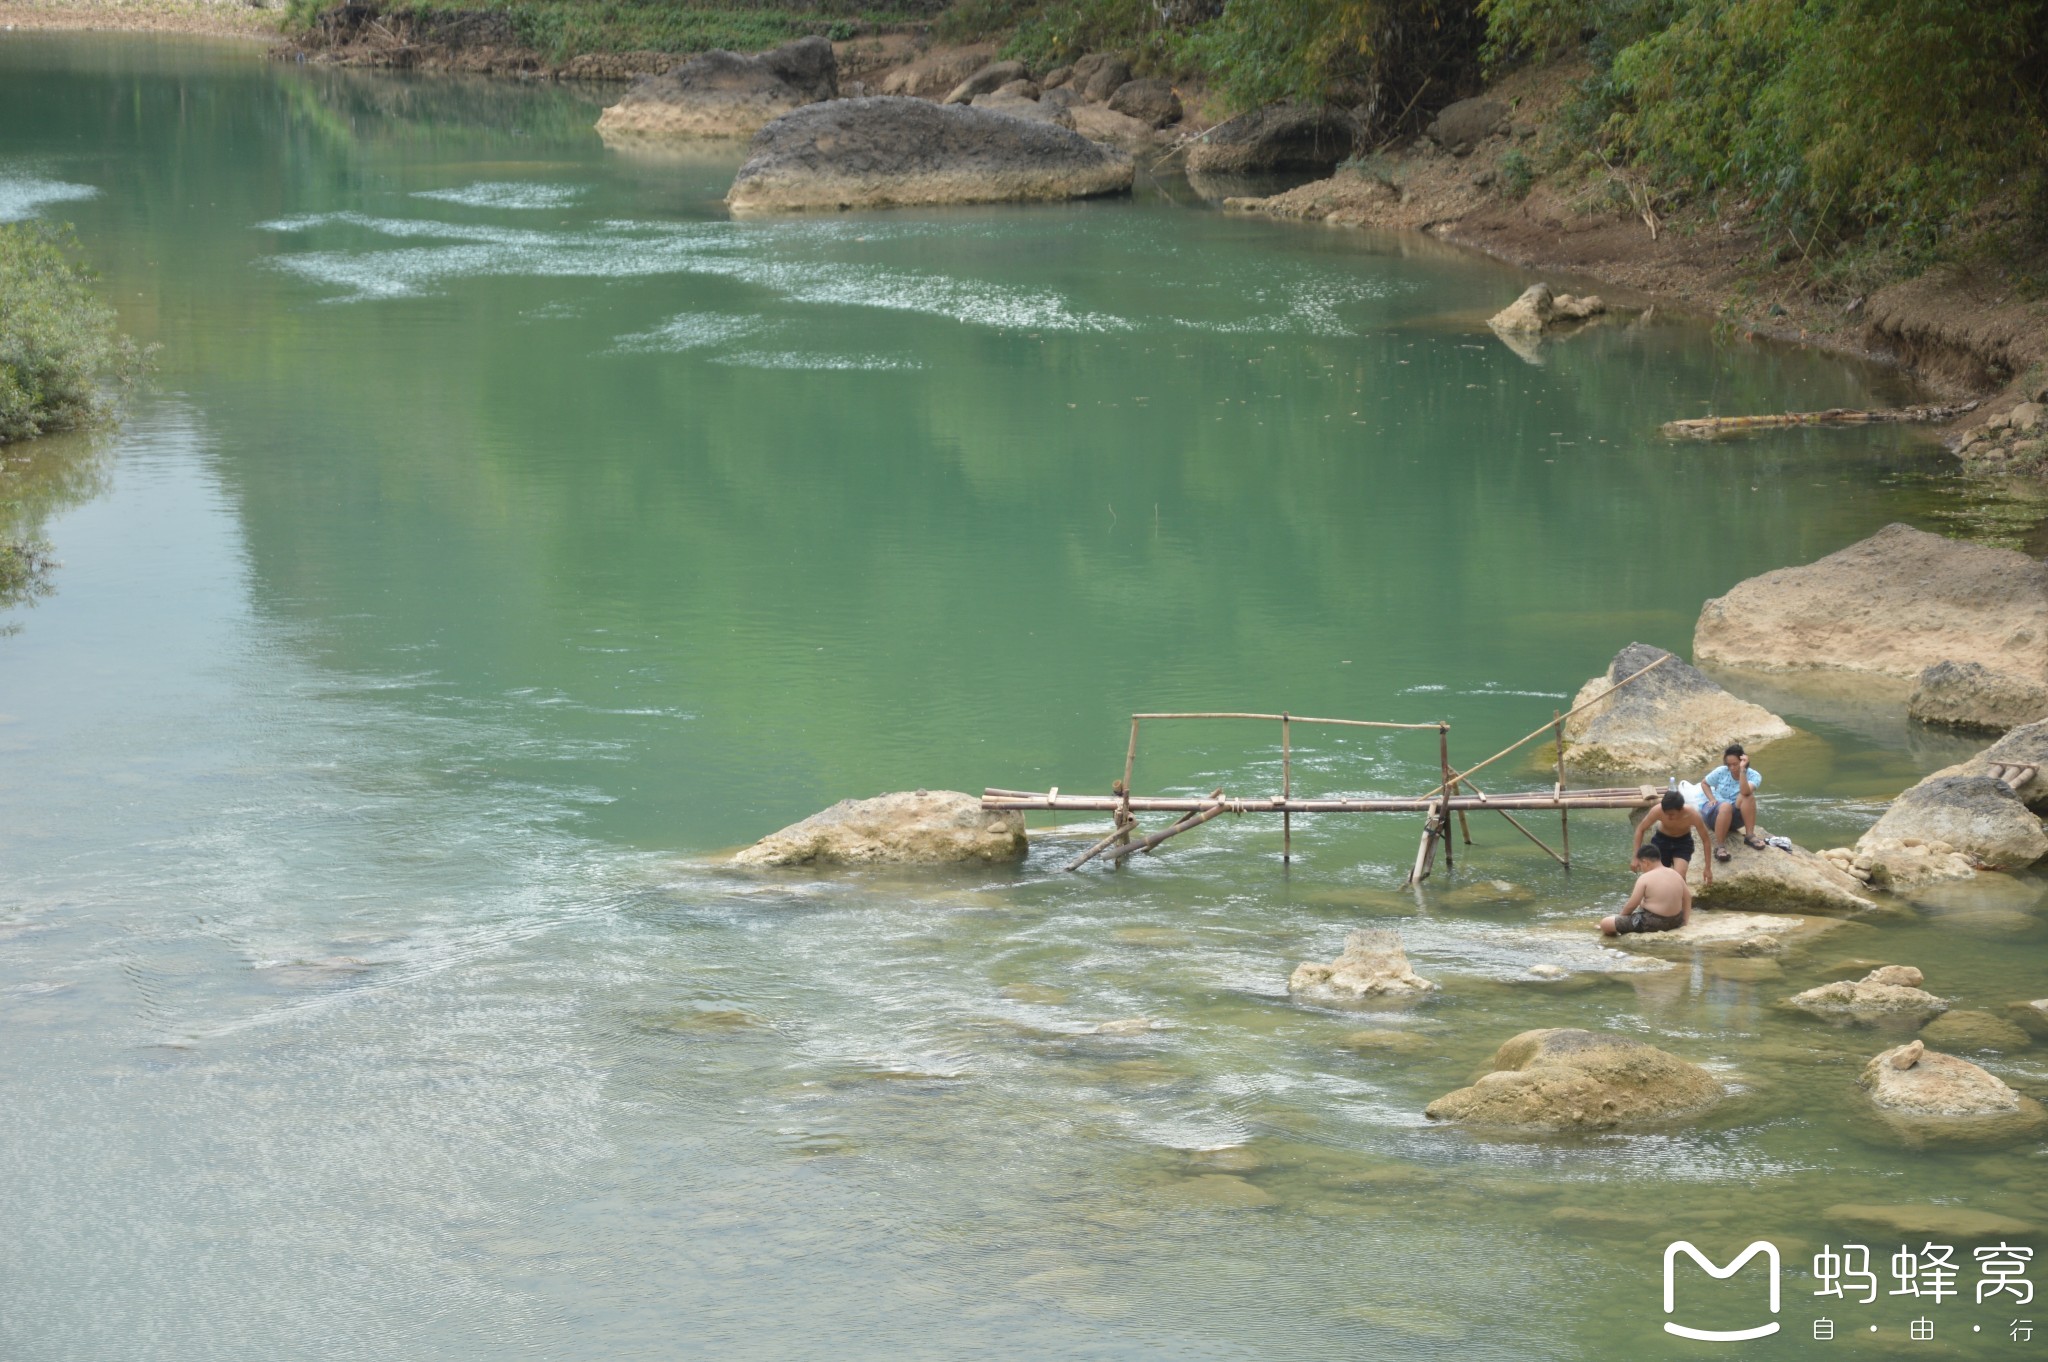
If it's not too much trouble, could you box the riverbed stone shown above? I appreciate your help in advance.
[1107,78,1181,127]
[1693,523,2048,682]
[595,37,837,140]
[2008,999,2048,1036]
[1488,283,1608,334]
[727,98,1135,212]
[1919,1010,2033,1053]
[1288,928,1437,1004]
[1908,660,2048,734]
[1862,1043,2024,1115]
[1825,1202,2036,1239]
[1427,96,1508,155]
[878,45,995,99]
[730,789,1026,866]
[1184,103,1363,174]
[1562,642,1793,775]
[970,89,1074,128]
[1787,965,1948,1020]
[1423,1028,1723,1130]
[1608,910,1832,956]
[942,59,1030,104]
[1685,838,1876,912]
[1336,1027,1436,1054]
[1073,53,1133,102]
[1859,774,2047,872]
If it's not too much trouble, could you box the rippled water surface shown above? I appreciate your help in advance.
[2,33,2043,1361]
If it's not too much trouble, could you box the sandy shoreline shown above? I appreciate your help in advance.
[1,0,281,40]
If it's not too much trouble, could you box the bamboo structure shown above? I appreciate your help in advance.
[1660,401,1974,439]
[987,658,1673,883]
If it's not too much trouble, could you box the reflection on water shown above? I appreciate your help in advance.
[0,30,2042,1362]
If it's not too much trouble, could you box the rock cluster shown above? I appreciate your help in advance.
[1489,282,1607,334]
[1953,392,2048,474]
[727,98,1135,212]
[1857,773,2047,874]
[595,37,838,140]
[1185,103,1364,174]
[1693,523,2048,683]
[884,51,1185,149]
[1787,965,1949,1020]
[1561,641,1792,775]
[1686,838,1875,913]
[1819,839,1975,890]
[730,789,1026,866]
[1423,1028,1723,1131]
[1287,929,1437,1003]
[1908,660,2048,735]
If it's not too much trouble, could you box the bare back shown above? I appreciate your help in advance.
[1635,864,1688,918]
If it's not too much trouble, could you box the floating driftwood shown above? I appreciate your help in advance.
[1661,402,1977,439]
[986,655,1674,884]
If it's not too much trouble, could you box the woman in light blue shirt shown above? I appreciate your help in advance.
[1701,743,1764,859]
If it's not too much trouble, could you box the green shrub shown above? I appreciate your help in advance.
[0,223,133,446]
[1497,145,1533,196]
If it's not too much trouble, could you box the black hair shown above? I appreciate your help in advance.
[1723,743,1745,758]
[1634,845,1662,863]
[1661,790,1684,811]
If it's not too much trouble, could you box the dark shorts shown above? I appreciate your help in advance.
[1650,830,1697,866]
[1615,907,1686,935]
[1703,800,1747,832]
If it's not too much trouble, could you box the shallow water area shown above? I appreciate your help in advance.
[1,31,2044,1361]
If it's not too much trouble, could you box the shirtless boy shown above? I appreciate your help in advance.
[1600,846,1692,936]
[1631,789,1714,885]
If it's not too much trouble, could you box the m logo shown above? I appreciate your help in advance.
[1663,1240,1782,1341]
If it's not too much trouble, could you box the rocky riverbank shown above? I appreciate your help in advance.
[0,0,280,38]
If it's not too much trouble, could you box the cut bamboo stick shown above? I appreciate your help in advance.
[1660,402,1973,438]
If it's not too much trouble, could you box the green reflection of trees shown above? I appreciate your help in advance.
[0,428,112,617]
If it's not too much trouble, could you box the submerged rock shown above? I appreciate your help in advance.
[1288,928,1437,1003]
[1488,282,1607,334]
[1184,103,1362,174]
[2011,998,2048,1037]
[1908,660,2048,735]
[1423,1028,1723,1131]
[595,37,837,140]
[1858,774,2047,873]
[727,98,1135,212]
[1787,965,1948,1020]
[1826,1202,2037,1239]
[730,789,1026,866]
[1693,523,2048,682]
[1919,1010,2033,1053]
[1562,641,1792,774]
[1686,838,1875,913]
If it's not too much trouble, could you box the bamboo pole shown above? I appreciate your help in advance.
[1554,710,1571,868]
[1063,824,1128,872]
[1132,712,1443,730]
[1460,774,1567,866]
[1437,725,1455,871]
[1102,789,1227,863]
[984,789,1657,814]
[1118,717,1140,855]
[1281,713,1292,864]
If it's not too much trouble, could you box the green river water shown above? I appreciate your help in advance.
[2,32,2043,1360]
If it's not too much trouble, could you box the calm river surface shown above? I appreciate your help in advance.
[2,32,2043,1361]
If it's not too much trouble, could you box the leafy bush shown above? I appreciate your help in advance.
[287,0,923,58]
[1497,145,1533,197]
[1484,0,2048,264]
[0,223,132,446]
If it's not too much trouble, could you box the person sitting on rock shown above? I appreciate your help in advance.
[1701,743,1766,860]
[1631,788,1715,885]
[1601,845,1691,936]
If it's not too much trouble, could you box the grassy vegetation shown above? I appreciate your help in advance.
[0,223,134,446]
[1482,0,2048,287]
[285,0,941,59]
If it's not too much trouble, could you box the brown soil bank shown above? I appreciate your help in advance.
[1224,65,2048,427]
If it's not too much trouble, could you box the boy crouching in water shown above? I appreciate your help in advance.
[1601,845,1692,936]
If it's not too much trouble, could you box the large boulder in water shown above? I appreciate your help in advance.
[731,790,1026,867]
[595,37,837,140]
[1693,524,2048,682]
[1184,103,1363,174]
[726,98,1135,212]
[1423,1028,1723,1131]
[1562,642,1792,775]
[1858,773,2047,872]
[1287,929,1436,1003]
[1908,660,2048,735]
[1686,838,1876,911]
[1860,1041,2046,1143]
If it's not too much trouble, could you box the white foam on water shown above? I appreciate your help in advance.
[613,311,757,353]
[0,173,99,222]
[712,350,920,371]
[412,181,587,210]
